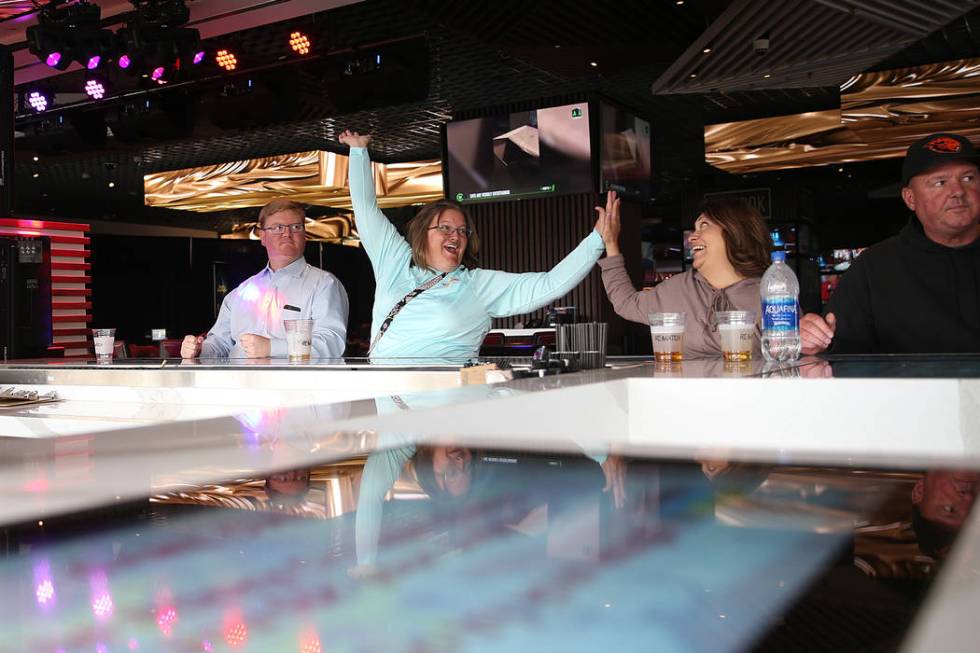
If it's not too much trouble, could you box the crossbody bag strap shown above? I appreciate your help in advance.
[368,272,448,355]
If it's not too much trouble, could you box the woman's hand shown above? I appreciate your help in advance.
[339,129,372,149]
[594,190,622,257]
[601,454,627,509]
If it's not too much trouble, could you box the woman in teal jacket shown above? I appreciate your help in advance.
[339,130,612,359]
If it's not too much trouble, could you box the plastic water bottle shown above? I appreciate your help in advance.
[761,251,801,362]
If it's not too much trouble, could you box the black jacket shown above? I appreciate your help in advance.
[827,215,980,353]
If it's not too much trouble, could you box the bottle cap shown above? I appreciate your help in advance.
[771,250,787,262]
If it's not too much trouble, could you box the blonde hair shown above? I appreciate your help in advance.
[258,199,306,227]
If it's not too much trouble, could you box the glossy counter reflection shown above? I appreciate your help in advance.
[3,453,973,652]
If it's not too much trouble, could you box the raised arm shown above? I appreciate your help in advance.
[354,444,415,567]
[597,255,665,325]
[474,228,605,318]
[339,130,412,283]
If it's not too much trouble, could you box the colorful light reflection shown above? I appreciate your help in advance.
[35,579,55,605]
[90,570,114,619]
[92,592,113,618]
[33,560,56,608]
[300,627,322,653]
[224,622,248,648]
[157,606,178,636]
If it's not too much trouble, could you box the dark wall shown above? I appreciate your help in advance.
[90,235,374,350]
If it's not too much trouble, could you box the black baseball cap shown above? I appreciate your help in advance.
[902,132,980,185]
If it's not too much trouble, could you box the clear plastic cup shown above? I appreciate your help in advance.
[284,319,314,361]
[716,310,756,362]
[92,328,116,363]
[649,312,685,362]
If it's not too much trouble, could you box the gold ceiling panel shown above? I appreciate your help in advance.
[705,57,980,174]
[144,150,444,212]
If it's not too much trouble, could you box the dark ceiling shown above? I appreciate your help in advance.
[8,0,980,234]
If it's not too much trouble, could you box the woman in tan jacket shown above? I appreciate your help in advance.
[596,194,771,358]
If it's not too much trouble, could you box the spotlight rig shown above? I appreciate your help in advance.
[115,0,203,80]
[26,1,202,81]
[26,0,113,71]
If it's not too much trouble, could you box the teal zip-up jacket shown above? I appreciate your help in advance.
[348,147,605,359]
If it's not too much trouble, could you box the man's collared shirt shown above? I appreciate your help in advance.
[202,256,349,358]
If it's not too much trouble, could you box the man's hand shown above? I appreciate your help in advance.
[339,129,371,149]
[800,312,836,355]
[181,335,203,359]
[239,334,271,358]
[799,359,834,378]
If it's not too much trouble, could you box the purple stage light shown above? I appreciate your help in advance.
[118,54,131,69]
[45,52,61,67]
[27,91,48,112]
[84,79,106,100]
[87,55,101,70]
[151,66,165,80]
[193,50,205,64]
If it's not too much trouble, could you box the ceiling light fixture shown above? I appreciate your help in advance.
[115,1,200,79]
[289,31,311,56]
[26,1,114,72]
[25,88,54,113]
[84,76,108,100]
[216,49,238,71]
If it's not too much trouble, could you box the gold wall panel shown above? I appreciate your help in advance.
[144,150,444,212]
[705,57,980,174]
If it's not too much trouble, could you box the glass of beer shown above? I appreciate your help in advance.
[716,310,756,362]
[649,312,685,362]
[284,319,314,361]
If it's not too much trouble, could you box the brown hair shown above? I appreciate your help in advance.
[406,200,480,270]
[258,199,306,227]
[698,198,771,278]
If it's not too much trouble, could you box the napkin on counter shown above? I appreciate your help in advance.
[0,386,59,407]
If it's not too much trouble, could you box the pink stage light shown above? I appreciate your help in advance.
[84,79,106,100]
[27,91,49,112]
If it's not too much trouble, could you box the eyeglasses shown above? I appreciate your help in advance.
[429,224,471,238]
[260,222,305,235]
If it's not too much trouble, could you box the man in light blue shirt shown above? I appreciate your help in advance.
[181,199,349,359]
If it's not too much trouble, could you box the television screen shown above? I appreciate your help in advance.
[770,225,798,252]
[445,102,593,203]
[599,102,652,201]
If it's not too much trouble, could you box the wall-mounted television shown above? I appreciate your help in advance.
[444,102,594,204]
[598,101,652,201]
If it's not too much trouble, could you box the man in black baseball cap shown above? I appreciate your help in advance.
[800,131,980,355]
[901,132,980,186]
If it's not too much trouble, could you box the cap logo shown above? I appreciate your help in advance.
[925,136,962,154]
